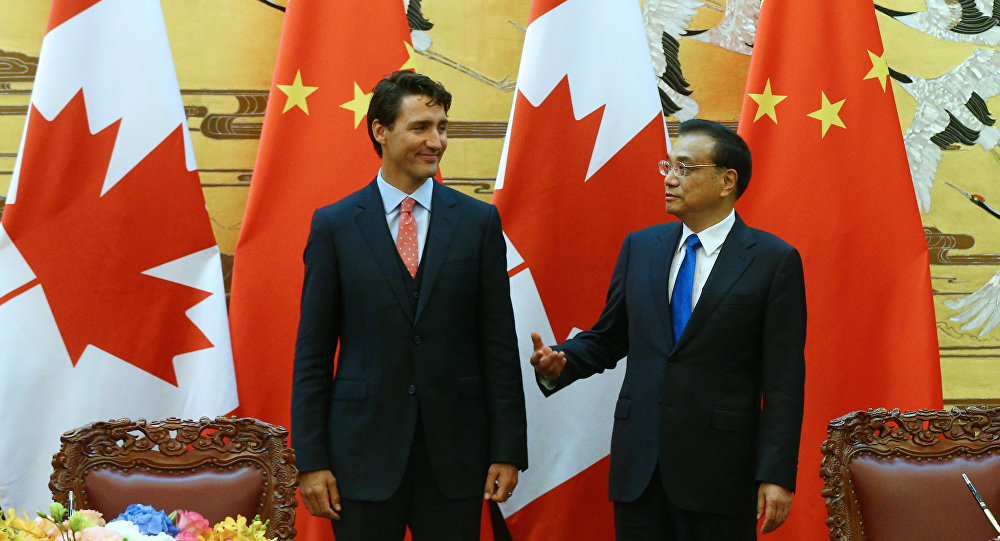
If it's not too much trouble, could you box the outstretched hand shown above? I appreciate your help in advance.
[529,331,566,380]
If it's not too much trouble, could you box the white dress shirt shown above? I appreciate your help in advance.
[667,210,736,308]
[377,171,433,263]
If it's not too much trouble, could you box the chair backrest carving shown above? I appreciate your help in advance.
[49,417,297,540]
[821,407,1000,540]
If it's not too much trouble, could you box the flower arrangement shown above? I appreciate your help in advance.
[0,502,275,541]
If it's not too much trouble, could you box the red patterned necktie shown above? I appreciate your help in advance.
[397,197,419,277]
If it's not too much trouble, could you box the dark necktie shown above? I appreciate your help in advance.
[671,234,701,341]
[397,197,418,277]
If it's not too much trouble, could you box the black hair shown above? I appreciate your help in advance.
[677,119,752,198]
[367,71,452,157]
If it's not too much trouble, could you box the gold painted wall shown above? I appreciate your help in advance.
[2,0,998,405]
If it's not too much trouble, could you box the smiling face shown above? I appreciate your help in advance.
[663,133,738,232]
[372,94,448,192]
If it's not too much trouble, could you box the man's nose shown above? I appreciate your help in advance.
[664,170,680,186]
[425,129,444,149]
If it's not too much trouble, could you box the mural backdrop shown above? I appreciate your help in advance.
[1,0,998,404]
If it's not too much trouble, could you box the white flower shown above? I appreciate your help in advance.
[105,520,144,540]
[103,520,173,541]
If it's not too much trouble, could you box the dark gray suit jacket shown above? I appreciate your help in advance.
[543,215,806,517]
[292,180,528,501]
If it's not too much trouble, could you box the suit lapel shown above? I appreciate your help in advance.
[674,216,755,350]
[655,224,682,347]
[414,182,459,324]
[354,180,415,322]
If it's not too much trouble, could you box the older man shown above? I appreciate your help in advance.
[531,119,806,540]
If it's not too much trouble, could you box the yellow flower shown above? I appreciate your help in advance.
[197,515,275,541]
[0,510,48,540]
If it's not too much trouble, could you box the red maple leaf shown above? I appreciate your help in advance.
[47,0,103,31]
[2,91,217,385]
[496,76,668,341]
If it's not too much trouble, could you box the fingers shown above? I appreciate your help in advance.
[528,332,566,380]
[760,501,789,534]
[484,463,519,503]
[299,470,342,520]
[483,465,500,500]
[530,332,545,352]
[533,350,566,379]
[327,474,342,520]
[760,501,777,534]
[757,483,792,535]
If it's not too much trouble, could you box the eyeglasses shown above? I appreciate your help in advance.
[658,160,720,177]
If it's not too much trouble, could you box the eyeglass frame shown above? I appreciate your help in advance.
[658,160,722,177]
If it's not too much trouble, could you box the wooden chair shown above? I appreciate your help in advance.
[49,417,298,539]
[821,407,1000,541]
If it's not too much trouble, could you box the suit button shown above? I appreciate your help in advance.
[408,385,417,395]
[413,335,422,345]
[412,291,420,299]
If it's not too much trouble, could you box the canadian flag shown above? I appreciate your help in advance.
[492,0,669,538]
[0,0,237,510]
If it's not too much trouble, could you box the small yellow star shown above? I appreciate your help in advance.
[340,82,373,128]
[806,91,846,137]
[400,42,420,72]
[864,50,890,92]
[747,79,787,124]
[276,70,318,114]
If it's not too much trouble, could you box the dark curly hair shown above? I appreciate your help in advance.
[367,71,452,157]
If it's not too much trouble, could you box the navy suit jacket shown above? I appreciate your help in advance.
[292,180,528,501]
[543,215,806,517]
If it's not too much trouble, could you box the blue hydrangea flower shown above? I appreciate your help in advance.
[110,503,179,536]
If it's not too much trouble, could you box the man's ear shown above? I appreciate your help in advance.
[372,119,387,145]
[720,168,738,198]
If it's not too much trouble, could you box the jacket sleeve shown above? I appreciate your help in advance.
[478,205,529,469]
[291,209,341,473]
[754,246,807,491]
[543,233,633,394]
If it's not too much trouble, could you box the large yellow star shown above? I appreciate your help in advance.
[340,82,372,128]
[806,91,846,137]
[747,79,787,123]
[864,50,889,91]
[400,42,420,72]
[276,70,318,114]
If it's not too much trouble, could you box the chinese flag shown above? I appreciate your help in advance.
[737,0,942,538]
[0,0,236,510]
[227,1,417,539]
[492,0,669,538]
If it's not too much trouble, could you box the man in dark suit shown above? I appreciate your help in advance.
[292,71,528,541]
[531,119,806,540]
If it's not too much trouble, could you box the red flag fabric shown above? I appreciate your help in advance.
[0,0,236,511]
[492,0,669,538]
[227,1,420,538]
[736,1,942,538]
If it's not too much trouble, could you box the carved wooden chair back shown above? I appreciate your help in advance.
[49,417,297,539]
[821,407,1000,540]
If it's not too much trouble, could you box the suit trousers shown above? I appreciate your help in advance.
[613,466,757,541]
[330,416,483,541]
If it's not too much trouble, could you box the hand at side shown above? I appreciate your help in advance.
[299,469,342,520]
[484,463,519,503]
[757,482,792,534]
